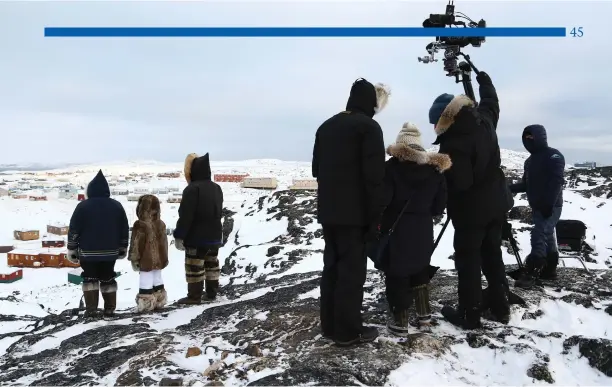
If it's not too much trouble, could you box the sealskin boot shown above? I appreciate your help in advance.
[203,279,219,302]
[387,308,410,337]
[102,291,117,317]
[83,290,100,318]
[411,285,433,332]
[153,285,168,309]
[177,281,204,305]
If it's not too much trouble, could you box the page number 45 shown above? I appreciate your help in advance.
[570,27,584,37]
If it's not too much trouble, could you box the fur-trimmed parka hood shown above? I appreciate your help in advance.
[386,143,452,173]
[346,78,390,118]
[136,194,161,222]
[434,95,475,136]
[184,153,212,183]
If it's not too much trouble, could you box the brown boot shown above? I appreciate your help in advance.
[101,291,117,317]
[203,279,219,302]
[83,289,100,318]
[177,281,204,305]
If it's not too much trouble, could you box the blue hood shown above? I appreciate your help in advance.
[522,124,548,153]
[86,170,110,198]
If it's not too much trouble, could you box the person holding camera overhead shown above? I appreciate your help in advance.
[429,71,514,329]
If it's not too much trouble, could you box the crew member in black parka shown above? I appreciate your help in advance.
[67,170,130,318]
[312,78,390,347]
[429,71,514,329]
[381,123,450,337]
[173,152,223,304]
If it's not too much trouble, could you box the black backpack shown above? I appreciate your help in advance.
[555,220,587,252]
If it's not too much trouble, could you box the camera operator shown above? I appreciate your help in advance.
[429,71,514,329]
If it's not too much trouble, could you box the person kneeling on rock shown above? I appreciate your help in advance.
[128,194,169,313]
[173,152,223,304]
[380,123,450,337]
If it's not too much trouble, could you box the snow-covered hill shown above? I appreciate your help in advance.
[2,151,612,385]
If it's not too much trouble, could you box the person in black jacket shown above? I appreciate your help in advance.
[173,153,223,304]
[429,71,514,329]
[67,170,129,317]
[381,123,450,337]
[510,125,565,288]
[312,78,390,347]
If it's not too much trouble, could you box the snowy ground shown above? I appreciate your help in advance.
[1,151,612,385]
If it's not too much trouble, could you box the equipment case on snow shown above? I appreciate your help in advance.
[556,219,586,252]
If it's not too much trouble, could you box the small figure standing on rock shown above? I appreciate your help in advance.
[312,78,390,346]
[510,125,565,288]
[380,123,450,336]
[67,170,130,318]
[128,194,169,313]
[173,152,223,304]
[429,71,513,329]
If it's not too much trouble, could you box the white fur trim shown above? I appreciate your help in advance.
[154,289,168,309]
[374,83,391,114]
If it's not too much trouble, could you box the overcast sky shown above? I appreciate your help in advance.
[0,1,608,165]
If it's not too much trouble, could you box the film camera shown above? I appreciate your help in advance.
[417,1,486,78]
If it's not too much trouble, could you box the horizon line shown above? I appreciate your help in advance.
[44,26,567,38]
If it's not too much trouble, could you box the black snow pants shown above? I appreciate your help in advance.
[453,217,508,311]
[80,260,117,293]
[320,225,368,342]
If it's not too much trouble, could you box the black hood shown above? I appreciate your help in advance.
[346,78,377,118]
[86,170,110,198]
[191,153,212,181]
[523,124,548,153]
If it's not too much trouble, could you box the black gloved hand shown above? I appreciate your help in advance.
[540,206,553,218]
[476,71,492,85]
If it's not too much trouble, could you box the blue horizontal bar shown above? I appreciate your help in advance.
[44,27,566,38]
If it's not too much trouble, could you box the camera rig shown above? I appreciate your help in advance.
[417,1,486,101]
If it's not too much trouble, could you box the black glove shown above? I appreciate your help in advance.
[540,206,553,218]
[476,71,492,85]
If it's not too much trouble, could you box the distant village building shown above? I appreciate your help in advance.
[111,188,129,195]
[29,195,47,201]
[214,174,249,183]
[241,177,278,190]
[127,195,140,202]
[14,230,40,241]
[0,187,8,197]
[11,193,28,199]
[133,187,150,195]
[78,193,86,201]
[574,161,596,169]
[47,223,69,235]
[166,187,180,193]
[289,179,318,190]
[157,172,181,178]
[58,186,79,199]
[167,194,182,203]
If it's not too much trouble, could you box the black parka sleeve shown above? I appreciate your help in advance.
[431,174,448,216]
[476,71,500,131]
[173,185,198,240]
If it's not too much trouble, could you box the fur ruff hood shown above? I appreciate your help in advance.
[184,153,198,183]
[386,144,452,173]
[434,95,475,136]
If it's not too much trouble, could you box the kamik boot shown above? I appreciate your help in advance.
[177,281,204,305]
[153,285,168,309]
[441,305,482,330]
[100,282,117,318]
[202,279,219,303]
[82,281,100,318]
[411,284,433,332]
[387,307,410,337]
[136,291,156,313]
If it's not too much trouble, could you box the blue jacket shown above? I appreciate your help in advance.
[510,125,565,209]
[67,170,130,261]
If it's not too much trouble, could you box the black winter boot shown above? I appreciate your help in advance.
[539,251,559,280]
[441,305,481,330]
[102,291,117,317]
[387,308,410,337]
[487,288,510,324]
[515,255,544,289]
[334,326,379,347]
